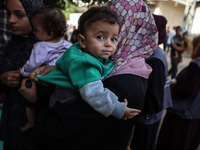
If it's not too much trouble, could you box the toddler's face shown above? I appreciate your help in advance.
[32,19,51,41]
[6,0,32,36]
[82,21,119,60]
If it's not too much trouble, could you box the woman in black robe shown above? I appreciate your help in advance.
[19,0,158,149]
[0,0,43,149]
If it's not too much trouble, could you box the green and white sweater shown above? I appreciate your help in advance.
[37,42,126,119]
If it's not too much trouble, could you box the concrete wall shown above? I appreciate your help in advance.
[148,0,200,36]
[191,2,200,36]
[151,1,185,31]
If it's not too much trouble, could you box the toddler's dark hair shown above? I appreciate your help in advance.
[78,6,119,35]
[32,6,66,38]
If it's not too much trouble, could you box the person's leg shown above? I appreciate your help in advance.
[155,112,177,150]
[167,44,171,54]
[163,41,167,52]
[130,123,146,150]
[130,121,160,150]
[181,119,200,150]
[20,107,36,132]
[144,121,160,150]
[156,112,200,150]
[171,57,179,79]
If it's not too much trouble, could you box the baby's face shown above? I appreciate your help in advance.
[83,21,119,60]
[31,18,51,41]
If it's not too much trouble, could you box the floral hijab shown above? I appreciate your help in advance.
[105,0,158,78]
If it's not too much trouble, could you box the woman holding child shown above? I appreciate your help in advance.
[19,0,158,149]
[0,0,43,149]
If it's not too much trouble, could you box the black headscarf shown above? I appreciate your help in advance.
[153,14,167,45]
[4,0,43,19]
[19,0,43,19]
[1,0,43,73]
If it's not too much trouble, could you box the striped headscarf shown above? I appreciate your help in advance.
[105,0,158,78]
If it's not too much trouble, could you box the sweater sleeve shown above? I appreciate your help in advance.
[67,58,125,119]
[79,80,126,119]
[21,43,48,77]
[171,62,200,99]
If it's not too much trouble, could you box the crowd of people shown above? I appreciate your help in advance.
[0,0,200,150]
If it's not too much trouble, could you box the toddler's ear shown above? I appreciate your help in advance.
[47,31,54,40]
[78,34,86,48]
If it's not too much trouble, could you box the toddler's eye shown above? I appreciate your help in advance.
[111,38,118,42]
[97,35,104,40]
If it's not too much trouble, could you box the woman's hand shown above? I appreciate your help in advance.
[0,69,22,87]
[19,78,37,103]
[28,66,56,82]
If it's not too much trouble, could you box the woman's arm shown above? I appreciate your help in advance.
[171,43,186,52]
[171,62,200,98]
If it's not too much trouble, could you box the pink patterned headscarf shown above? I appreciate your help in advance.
[105,0,158,79]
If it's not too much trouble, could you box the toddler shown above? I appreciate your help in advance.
[37,6,141,120]
[20,6,72,131]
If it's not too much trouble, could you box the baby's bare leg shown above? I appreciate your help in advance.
[20,107,36,132]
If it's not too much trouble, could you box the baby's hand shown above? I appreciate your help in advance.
[122,99,141,120]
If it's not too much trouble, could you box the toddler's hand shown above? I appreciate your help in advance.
[122,99,141,120]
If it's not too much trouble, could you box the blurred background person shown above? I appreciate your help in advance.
[164,26,169,52]
[156,35,200,150]
[128,14,172,150]
[168,26,187,83]
[166,26,176,55]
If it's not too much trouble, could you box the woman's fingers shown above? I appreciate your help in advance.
[28,66,56,81]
